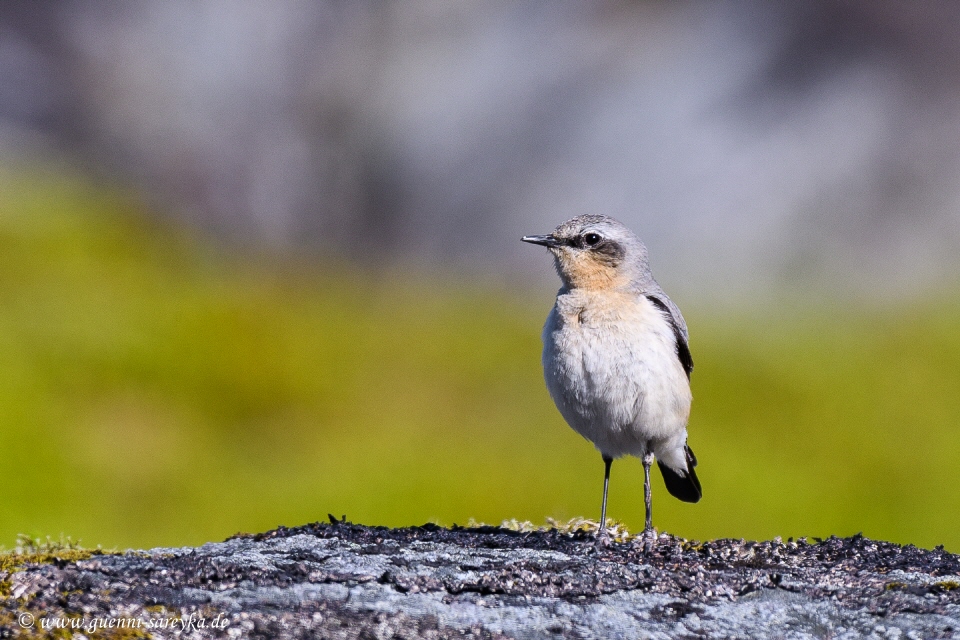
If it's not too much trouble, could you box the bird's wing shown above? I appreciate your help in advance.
[644,293,693,379]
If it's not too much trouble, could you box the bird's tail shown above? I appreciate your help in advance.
[657,444,702,503]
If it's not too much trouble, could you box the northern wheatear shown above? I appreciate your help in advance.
[522,215,701,537]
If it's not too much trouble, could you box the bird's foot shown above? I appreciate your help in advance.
[594,521,614,548]
[594,532,614,549]
[635,526,659,553]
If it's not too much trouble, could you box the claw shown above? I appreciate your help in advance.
[635,527,659,554]
[595,532,614,549]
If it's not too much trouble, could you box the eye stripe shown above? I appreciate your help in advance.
[591,239,625,264]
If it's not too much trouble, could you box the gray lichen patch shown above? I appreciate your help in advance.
[1,521,959,639]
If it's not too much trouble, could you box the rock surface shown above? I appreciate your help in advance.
[3,519,960,639]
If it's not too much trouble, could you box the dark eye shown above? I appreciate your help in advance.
[584,233,601,246]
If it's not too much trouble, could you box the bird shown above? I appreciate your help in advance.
[521,214,701,539]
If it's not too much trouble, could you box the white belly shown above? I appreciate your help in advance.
[541,290,691,460]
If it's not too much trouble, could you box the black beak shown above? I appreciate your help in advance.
[521,234,561,248]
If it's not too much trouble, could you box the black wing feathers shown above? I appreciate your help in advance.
[644,294,700,502]
[674,335,694,380]
[644,295,694,379]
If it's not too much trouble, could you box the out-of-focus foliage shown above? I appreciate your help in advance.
[1,167,959,551]
[5,1,960,300]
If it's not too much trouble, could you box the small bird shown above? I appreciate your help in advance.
[522,214,701,538]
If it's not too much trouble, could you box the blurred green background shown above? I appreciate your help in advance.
[2,165,959,552]
[3,2,960,555]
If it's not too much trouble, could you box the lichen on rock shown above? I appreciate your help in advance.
[2,521,959,639]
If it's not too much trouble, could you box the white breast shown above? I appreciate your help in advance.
[541,290,691,460]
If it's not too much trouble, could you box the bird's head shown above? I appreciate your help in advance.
[522,214,650,291]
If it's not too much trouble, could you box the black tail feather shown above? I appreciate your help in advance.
[657,445,702,503]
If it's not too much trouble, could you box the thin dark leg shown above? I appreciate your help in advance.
[642,452,654,533]
[599,456,613,535]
